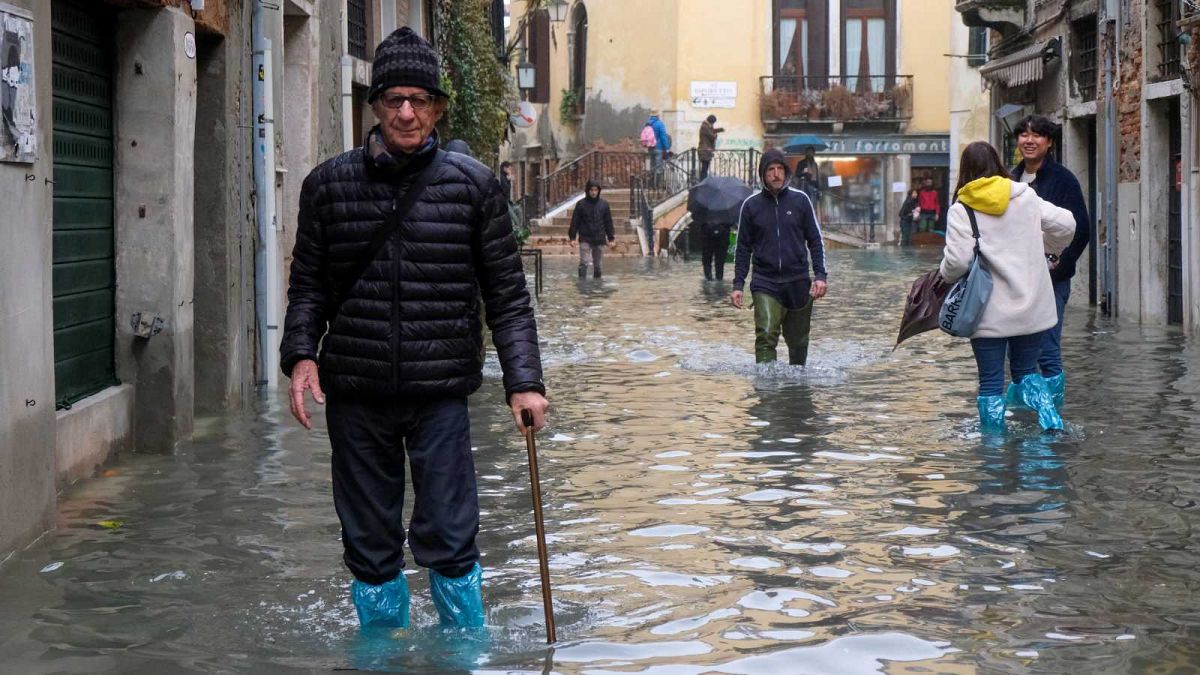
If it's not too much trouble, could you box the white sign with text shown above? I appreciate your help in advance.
[690,81,737,109]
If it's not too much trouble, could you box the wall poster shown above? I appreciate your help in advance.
[0,3,36,163]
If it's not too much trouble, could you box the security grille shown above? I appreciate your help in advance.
[1073,18,1098,100]
[347,0,369,60]
[1156,0,1182,79]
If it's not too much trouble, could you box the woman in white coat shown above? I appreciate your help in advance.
[940,142,1076,432]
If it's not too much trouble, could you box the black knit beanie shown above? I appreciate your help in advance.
[368,27,448,102]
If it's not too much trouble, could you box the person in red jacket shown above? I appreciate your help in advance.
[916,178,941,232]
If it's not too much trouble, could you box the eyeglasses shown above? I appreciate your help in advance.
[379,92,438,111]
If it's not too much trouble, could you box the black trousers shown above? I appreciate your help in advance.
[326,395,480,585]
[701,231,728,280]
[699,159,711,180]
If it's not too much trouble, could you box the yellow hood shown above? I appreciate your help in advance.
[956,176,1011,216]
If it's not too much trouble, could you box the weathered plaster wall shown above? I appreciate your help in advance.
[0,0,56,566]
[901,0,953,134]
[114,6,198,452]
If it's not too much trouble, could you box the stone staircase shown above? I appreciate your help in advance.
[528,193,644,256]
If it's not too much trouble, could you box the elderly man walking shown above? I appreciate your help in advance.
[731,149,828,365]
[280,27,549,632]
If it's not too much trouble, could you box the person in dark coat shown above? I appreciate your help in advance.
[899,188,919,246]
[699,218,732,281]
[280,27,548,632]
[697,115,724,180]
[731,148,828,365]
[568,178,615,279]
[1007,114,1090,409]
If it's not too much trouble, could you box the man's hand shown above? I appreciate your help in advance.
[731,290,744,309]
[568,239,576,249]
[608,239,617,249]
[288,359,325,429]
[811,280,828,299]
[511,391,550,434]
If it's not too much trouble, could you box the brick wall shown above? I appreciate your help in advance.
[1117,0,1143,182]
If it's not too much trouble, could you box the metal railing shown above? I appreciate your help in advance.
[760,75,914,124]
[531,150,645,219]
[817,189,880,243]
[671,148,763,187]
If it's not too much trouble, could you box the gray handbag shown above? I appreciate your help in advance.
[939,204,993,337]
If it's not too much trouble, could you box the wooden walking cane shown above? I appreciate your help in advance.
[521,409,557,644]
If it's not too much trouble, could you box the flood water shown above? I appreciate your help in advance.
[2,249,1199,673]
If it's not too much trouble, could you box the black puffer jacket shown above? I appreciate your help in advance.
[567,180,615,245]
[280,139,544,400]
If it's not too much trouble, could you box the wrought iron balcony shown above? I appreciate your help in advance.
[759,75,914,125]
[956,0,1027,35]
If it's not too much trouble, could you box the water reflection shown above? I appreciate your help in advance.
[0,251,1197,673]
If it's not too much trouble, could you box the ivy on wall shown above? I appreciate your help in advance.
[432,0,514,165]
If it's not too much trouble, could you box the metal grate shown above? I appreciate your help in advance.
[1073,18,1098,100]
[347,0,369,60]
[1156,0,1182,80]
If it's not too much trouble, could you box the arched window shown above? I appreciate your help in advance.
[569,4,587,115]
[526,9,550,103]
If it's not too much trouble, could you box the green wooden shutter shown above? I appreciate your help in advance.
[52,0,117,409]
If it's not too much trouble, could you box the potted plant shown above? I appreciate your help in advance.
[799,88,824,119]
[559,88,582,125]
[889,82,912,119]
[823,84,856,121]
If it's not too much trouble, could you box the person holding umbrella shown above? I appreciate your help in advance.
[730,149,827,366]
[689,175,752,282]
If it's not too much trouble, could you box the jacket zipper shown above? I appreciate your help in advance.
[390,198,401,390]
[773,192,782,272]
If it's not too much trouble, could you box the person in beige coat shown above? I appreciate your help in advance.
[940,142,1075,433]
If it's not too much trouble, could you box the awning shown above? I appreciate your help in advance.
[979,38,1060,87]
[911,153,950,168]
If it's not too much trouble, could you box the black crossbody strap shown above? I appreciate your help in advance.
[338,149,445,300]
[962,203,981,256]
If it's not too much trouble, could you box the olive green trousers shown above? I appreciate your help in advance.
[752,292,813,365]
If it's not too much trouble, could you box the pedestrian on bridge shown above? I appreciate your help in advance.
[280,26,548,633]
[731,148,828,365]
[697,115,724,180]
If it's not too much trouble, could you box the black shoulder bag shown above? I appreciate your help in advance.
[335,149,446,303]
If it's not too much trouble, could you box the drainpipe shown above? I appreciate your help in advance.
[253,1,281,386]
[341,56,354,151]
[1100,0,1118,316]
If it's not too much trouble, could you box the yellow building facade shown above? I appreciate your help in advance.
[505,0,957,239]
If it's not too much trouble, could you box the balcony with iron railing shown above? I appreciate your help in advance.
[956,0,1026,35]
[759,76,913,129]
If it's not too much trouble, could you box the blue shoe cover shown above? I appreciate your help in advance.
[977,395,1006,434]
[429,563,485,628]
[1004,382,1030,411]
[352,574,410,630]
[1016,375,1063,432]
[1044,372,1065,409]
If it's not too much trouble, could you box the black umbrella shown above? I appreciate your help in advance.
[688,176,753,225]
[894,269,949,350]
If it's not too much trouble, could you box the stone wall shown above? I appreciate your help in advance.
[1118,0,1143,182]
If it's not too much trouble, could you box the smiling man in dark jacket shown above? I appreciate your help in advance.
[280,27,548,632]
[568,178,615,279]
[1008,115,1089,408]
[731,149,828,365]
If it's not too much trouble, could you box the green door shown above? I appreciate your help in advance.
[51,0,117,408]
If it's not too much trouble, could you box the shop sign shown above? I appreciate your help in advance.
[823,136,950,155]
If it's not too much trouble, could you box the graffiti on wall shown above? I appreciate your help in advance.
[0,4,36,163]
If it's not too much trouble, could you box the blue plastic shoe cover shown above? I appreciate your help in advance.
[977,395,1006,433]
[1044,372,1065,409]
[1004,382,1030,411]
[429,562,485,628]
[1016,374,1063,431]
[351,574,410,629]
